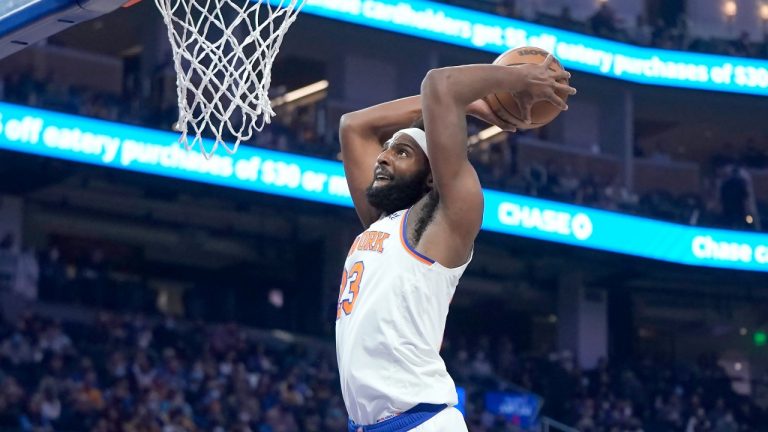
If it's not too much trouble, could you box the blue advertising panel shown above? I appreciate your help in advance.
[0,102,353,208]
[456,386,466,417]
[2,102,768,273]
[282,0,768,96]
[485,391,542,427]
[481,190,768,272]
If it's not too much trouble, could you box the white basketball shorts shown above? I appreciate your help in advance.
[410,407,468,432]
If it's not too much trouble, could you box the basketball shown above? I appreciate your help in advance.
[483,46,570,130]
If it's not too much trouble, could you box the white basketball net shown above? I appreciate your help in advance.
[154,0,304,158]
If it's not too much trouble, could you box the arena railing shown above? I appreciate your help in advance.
[540,416,580,432]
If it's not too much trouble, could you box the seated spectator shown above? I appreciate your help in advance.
[524,163,548,197]
[556,6,583,32]
[603,176,639,211]
[718,165,751,229]
[589,3,618,38]
[741,138,768,168]
[729,32,754,57]
[670,15,690,49]
[495,0,516,17]
[554,164,581,201]
[632,15,653,46]
[0,233,14,251]
[711,142,739,171]
[649,141,672,162]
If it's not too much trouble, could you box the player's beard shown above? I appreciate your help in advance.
[365,167,431,216]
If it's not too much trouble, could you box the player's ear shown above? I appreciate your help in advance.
[426,172,434,188]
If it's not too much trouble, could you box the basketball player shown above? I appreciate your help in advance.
[336,56,576,431]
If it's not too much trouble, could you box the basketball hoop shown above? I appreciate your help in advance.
[154,0,305,158]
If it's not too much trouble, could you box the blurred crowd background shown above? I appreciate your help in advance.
[0,311,765,432]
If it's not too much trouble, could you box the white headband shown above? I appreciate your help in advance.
[394,128,428,159]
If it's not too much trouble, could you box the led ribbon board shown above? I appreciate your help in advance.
[0,102,353,207]
[484,391,541,428]
[284,0,768,96]
[2,102,768,272]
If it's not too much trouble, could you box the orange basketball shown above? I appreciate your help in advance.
[483,47,569,130]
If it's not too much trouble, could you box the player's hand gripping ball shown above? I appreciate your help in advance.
[483,46,575,129]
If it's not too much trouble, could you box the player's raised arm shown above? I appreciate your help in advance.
[339,96,423,228]
[420,58,575,261]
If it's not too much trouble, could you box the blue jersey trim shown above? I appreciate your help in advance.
[400,208,436,265]
[348,403,448,432]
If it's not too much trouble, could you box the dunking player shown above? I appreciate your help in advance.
[336,56,576,431]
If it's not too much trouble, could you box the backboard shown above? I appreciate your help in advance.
[0,0,129,59]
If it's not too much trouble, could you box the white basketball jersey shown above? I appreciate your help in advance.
[335,208,471,425]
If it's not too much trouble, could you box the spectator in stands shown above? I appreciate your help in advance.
[714,410,739,432]
[495,0,516,18]
[77,249,108,306]
[37,383,62,425]
[686,407,711,431]
[589,3,619,39]
[524,163,548,197]
[741,138,768,169]
[0,233,14,251]
[650,18,671,48]
[730,32,754,57]
[13,248,39,303]
[711,142,739,171]
[552,164,581,201]
[671,16,690,49]
[556,6,583,32]
[649,141,672,162]
[718,165,760,230]
[632,15,654,46]
[603,175,639,212]
[39,246,68,302]
[576,174,603,206]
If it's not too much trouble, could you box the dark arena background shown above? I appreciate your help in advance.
[0,0,767,431]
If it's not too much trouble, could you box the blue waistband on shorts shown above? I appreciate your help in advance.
[347,403,448,432]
